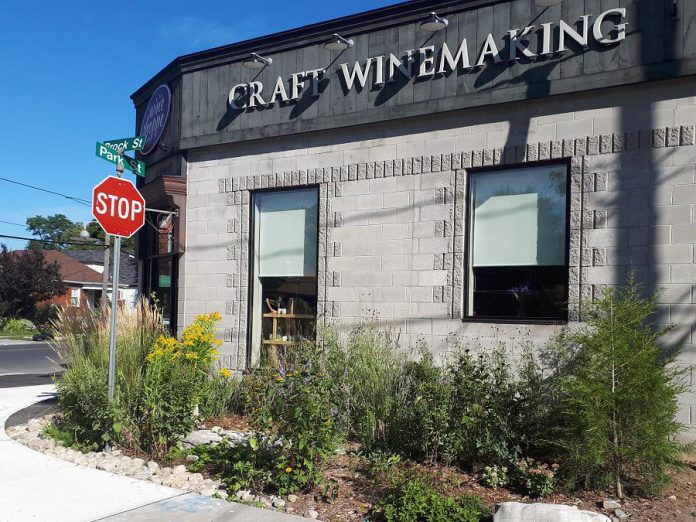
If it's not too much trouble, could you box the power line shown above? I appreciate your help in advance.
[0,219,25,227]
[0,176,91,207]
[0,234,106,248]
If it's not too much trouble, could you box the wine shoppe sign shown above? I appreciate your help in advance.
[228,8,628,111]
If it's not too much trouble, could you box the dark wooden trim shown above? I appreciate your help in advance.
[178,62,696,152]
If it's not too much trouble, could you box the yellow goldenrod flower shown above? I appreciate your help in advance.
[185,352,199,360]
[219,368,232,378]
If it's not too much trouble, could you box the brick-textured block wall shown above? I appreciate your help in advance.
[182,79,696,439]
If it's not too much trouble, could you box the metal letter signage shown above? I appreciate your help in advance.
[228,9,628,112]
[140,84,171,155]
[92,176,146,238]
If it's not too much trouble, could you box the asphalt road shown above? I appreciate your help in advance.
[0,340,64,388]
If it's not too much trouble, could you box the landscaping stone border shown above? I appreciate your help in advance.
[6,415,310,518]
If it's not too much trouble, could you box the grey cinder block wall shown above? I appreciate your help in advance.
[181,78,696,439]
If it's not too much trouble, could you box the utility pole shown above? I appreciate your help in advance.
[101,234,111,309]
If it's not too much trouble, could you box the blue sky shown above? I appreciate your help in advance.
[0,0,395,250]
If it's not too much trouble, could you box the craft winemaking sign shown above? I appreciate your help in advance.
[228,8,628,110]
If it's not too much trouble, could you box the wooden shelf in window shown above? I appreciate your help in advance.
[262,339,313,346]
[262,313,315,320]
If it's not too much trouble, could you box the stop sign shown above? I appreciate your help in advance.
[92,176,146,238]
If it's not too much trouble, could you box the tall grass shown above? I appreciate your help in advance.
[51,299,167,449]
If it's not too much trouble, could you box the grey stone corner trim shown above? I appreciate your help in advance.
[221,125,695,195]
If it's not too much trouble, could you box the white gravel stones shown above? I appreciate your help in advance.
[308,509,319,519]
[603,500,621,510]
[6,415,295,511]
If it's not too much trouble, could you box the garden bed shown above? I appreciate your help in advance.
[12,413,696,521]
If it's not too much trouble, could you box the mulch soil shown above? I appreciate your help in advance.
[120,413,696,521]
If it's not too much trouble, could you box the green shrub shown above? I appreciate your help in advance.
[323,321,406,450]
[481,465,509,489]
[43,421,78,449]
[199,372,245,419]
[3,317,37,334]
[386,348,451,460]
[251,346,342,495]
[445,347,520,467]
[54,303,224,457]
[514,458,557,497]
[551,275,687,497]
[362,450,402,476]
[34,303,58,329]
[322,322,552,470]
[376,479,492,522]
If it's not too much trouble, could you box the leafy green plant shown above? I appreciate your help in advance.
[323,321,405,450]
[199,372,245,419]
[362,450,402,476]
[551,275,687,497]
[376,479,492,522]
[387,348,451,460]
[255,348,341,495]
[3,318,37,334]
[43,421,78,449]
[514,458,557,497]
[445,347,519,467]
[481,465,509,489]
[53,304,225,457]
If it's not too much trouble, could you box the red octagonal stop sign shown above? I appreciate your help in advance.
[92,176,146,238]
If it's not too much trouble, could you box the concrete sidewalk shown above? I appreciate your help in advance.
[0,385,307,521]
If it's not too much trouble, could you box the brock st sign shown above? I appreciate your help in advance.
[228,8,628,111]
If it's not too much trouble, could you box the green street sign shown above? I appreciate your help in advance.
[102,136,145,154]
[95,142,146,177]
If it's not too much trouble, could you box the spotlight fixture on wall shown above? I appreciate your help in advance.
[242,52,273,69]
[534,0,563,6]
[420,12,449,32]
[324,33,354,52]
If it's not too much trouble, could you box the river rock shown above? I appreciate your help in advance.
[494,503,611,522]
[603,500,621,510]
[172,464,187,475]
[181,430,223,448]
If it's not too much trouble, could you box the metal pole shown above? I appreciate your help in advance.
[107,235,121,403]
[101,234,111,310]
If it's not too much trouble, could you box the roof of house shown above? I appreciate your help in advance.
[13,249,138,288]
[38,250,103,285]
[63,250,138,287]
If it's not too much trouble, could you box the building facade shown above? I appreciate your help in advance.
[133,0,696,439]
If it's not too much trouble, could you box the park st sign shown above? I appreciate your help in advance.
[228,8,628,110]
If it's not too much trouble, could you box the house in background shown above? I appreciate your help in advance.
[39,250,139,309]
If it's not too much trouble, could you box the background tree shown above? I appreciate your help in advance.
[26,214,84,250]
[85,220,136,253]
[0,245,65,318]
[25,214,136,252]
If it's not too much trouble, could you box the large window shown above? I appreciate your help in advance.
[466,164,569,321]
[250,189,319,367]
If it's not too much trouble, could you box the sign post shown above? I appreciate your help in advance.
[91,175,146,406]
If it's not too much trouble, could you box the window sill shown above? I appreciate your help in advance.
[461,317,567,326]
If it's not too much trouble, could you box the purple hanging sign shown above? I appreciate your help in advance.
[140,84,171,155]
